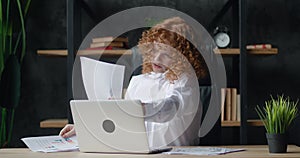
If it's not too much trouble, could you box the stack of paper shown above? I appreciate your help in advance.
[164,147,244,155]
[21,136,78,153]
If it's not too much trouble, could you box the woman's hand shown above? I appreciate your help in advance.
[59,124,76,138]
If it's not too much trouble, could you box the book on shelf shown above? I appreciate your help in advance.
[82,36,130,56]
[221,87,240,122]
[85,46,126,50]
[236,94,241,121]
[221,88,226,122]
[225,88,231,121]
[92,36,129,43]
[246,44,272,49]
[231,88,237,121]
[90,41,125,48]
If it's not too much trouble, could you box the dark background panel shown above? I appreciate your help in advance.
[8,0,300,147]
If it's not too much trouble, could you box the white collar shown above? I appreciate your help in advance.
[148,71,169,79]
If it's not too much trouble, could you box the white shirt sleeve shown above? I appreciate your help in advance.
[125,73,201,147]
[126,73,199,123]
[143,95,179,122]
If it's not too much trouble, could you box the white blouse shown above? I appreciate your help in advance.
[125,72,201,148]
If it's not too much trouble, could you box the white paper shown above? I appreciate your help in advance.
[80,57,125,100]
[164,147,244,155]
[21,135,78,153]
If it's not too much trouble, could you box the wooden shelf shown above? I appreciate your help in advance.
[40,118,263,128]
[216,48,278,55]
[247,48,278,55]
[38,48,277,56]
[77,49,132,57]
[37,50,68,56]
[40,119,68,128]
[221,119,264,127]
[218,48,240,55]
[37,49,132,57]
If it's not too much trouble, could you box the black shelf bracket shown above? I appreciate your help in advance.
[67,0,81,123]
[239,0,248,145]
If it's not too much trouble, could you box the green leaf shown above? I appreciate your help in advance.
[16,0,26,62]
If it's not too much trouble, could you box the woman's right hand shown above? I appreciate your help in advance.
[59,124,76,138]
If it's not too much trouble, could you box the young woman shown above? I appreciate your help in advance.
[60,17,207,148]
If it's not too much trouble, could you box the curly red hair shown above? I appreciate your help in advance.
[138,17,207,82]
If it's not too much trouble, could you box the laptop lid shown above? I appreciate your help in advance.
[70,99,153,153]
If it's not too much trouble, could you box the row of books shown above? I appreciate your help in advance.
[86,36,129,50]
[221,88,241,122]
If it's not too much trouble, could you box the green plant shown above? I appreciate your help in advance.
[256,95,298,134]
[0,0,31,147]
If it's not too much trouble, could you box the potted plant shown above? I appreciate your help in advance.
[256,95,298,153]
[0,0,31,147]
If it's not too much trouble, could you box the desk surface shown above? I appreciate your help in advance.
[1,145,300,158]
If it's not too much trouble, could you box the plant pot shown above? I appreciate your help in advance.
[266,133,288,153]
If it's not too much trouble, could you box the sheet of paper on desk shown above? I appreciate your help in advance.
[164,147,245,155]
[80,57,125,100]
[21,135,78,153]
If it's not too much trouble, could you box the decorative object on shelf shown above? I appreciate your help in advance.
[0,0,31,148]
[246,44,272,49]
[255,95,298,153]
[213,26,230,48]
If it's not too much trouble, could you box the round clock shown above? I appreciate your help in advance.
[213,26,230,48]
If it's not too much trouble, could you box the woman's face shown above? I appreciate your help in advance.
[151,44,174,73]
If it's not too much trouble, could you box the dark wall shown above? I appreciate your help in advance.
[246,0,300,146]
[10,0,300,147]
[11,0,68,147]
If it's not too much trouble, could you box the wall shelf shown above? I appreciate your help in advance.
[38,48,277,56]
[40,118,263,128]
[37,50,68,56]
[37,49,132,57]
[40,119,68,128]
[217,48,278,55]
[218,48,240,55]
[77,49,132,57]
[221,119,263,127]
[247,48,278,55]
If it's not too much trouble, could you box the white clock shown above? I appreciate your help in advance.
[213,26,230,48]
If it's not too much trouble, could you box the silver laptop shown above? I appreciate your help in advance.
[70,100,171,154]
